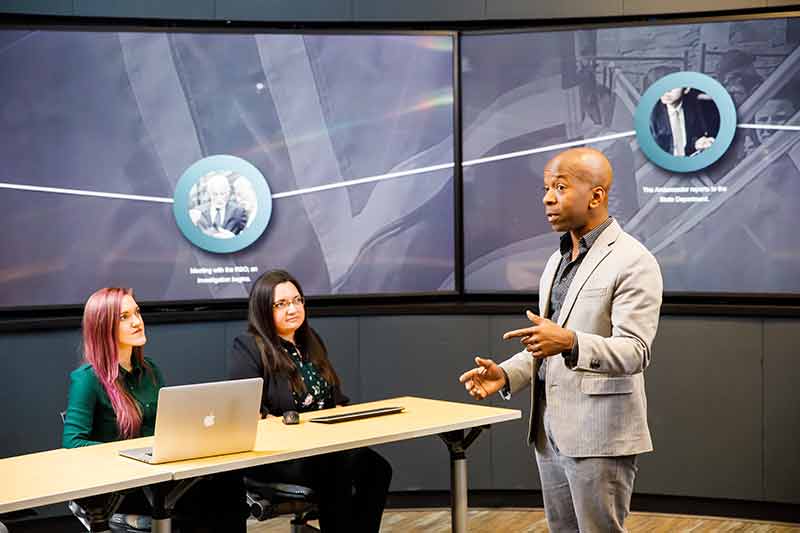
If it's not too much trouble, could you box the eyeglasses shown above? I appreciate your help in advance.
[272,295,305,310]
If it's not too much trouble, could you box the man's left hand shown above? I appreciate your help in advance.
[502,310,576,358]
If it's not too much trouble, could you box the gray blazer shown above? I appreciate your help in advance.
[499,220,662,457]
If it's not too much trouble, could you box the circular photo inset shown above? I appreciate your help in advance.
[174,155,272,253]
[650,87,720,157]
[635,72,736,173]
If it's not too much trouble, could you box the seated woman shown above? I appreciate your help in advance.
[228,270,392,532]
[62,287,247,532]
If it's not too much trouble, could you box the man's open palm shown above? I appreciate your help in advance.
[459,357,506,400]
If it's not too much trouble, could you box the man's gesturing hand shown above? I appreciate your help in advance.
[502,310,575,358]
[459,357,506,400]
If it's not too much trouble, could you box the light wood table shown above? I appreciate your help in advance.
[1,396,520,533]
[0,438,172,512]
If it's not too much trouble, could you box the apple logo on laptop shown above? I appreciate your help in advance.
[203,413,216,428]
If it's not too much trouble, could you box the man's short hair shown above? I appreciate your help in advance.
[206,172,231,192]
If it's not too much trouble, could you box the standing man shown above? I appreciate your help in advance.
[459,147,662,532]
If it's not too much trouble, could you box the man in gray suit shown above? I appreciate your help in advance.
[194,172,248,237]
[460,147,662,532]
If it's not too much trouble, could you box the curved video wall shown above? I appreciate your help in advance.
[2,13,800,310]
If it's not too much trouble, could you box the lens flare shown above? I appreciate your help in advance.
[241,88,453,156]
[415,36,453,52]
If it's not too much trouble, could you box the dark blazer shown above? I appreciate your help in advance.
[196,201,248,235]
[228,332,349,417]
[650,89,720,157]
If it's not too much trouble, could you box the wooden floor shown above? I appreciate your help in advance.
[248,508,800,532]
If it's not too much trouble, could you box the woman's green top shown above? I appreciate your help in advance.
[62,356,165,448]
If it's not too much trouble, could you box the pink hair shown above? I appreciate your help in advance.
[82,287,150,439]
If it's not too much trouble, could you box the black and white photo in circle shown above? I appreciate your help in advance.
[649,86,720,157]
[188,170,257,239]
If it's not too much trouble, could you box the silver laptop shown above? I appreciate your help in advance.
[119,377,263,464]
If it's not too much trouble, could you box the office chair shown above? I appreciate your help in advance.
[68,493,143,533]
[59,411,150,532]
[244,476,320,533]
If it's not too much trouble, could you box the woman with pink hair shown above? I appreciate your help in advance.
[63,287,247,532]
[63,287,160,447]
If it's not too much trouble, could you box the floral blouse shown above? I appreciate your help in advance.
[280,338,334,412]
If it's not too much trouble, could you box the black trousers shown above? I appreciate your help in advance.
[109,471,248,533]
[248,447,392,533]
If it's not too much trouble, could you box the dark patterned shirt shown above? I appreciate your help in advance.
[548,217,614,322]
[280,338,333,412]
[539,217,613,377]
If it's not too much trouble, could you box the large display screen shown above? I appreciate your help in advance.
[462,17,800,295]
[0,30,456,308]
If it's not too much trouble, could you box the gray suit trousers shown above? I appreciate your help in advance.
[536,398,638,533]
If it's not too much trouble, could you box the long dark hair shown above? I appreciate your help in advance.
[247,270,340,393]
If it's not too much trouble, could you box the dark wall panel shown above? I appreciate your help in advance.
[763,320,800,504]
[487,315,541,490]
[311,316,361,403]
[0,328,82,457]
[145,322,228,386]
[353,0,483,21]
[73,0,215,19]
[359,315,494,491]
[635,316,763,500]
[486,0,623,19]
[0,0,72,15]
[216,0,352,22]
[223,320,249,377]
[622,0,764,15]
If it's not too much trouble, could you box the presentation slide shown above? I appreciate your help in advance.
[462,17,800,295]
[0,30,456,307]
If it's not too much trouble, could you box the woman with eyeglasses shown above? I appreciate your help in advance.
[63,287,248,532]
[228,269,392,533]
